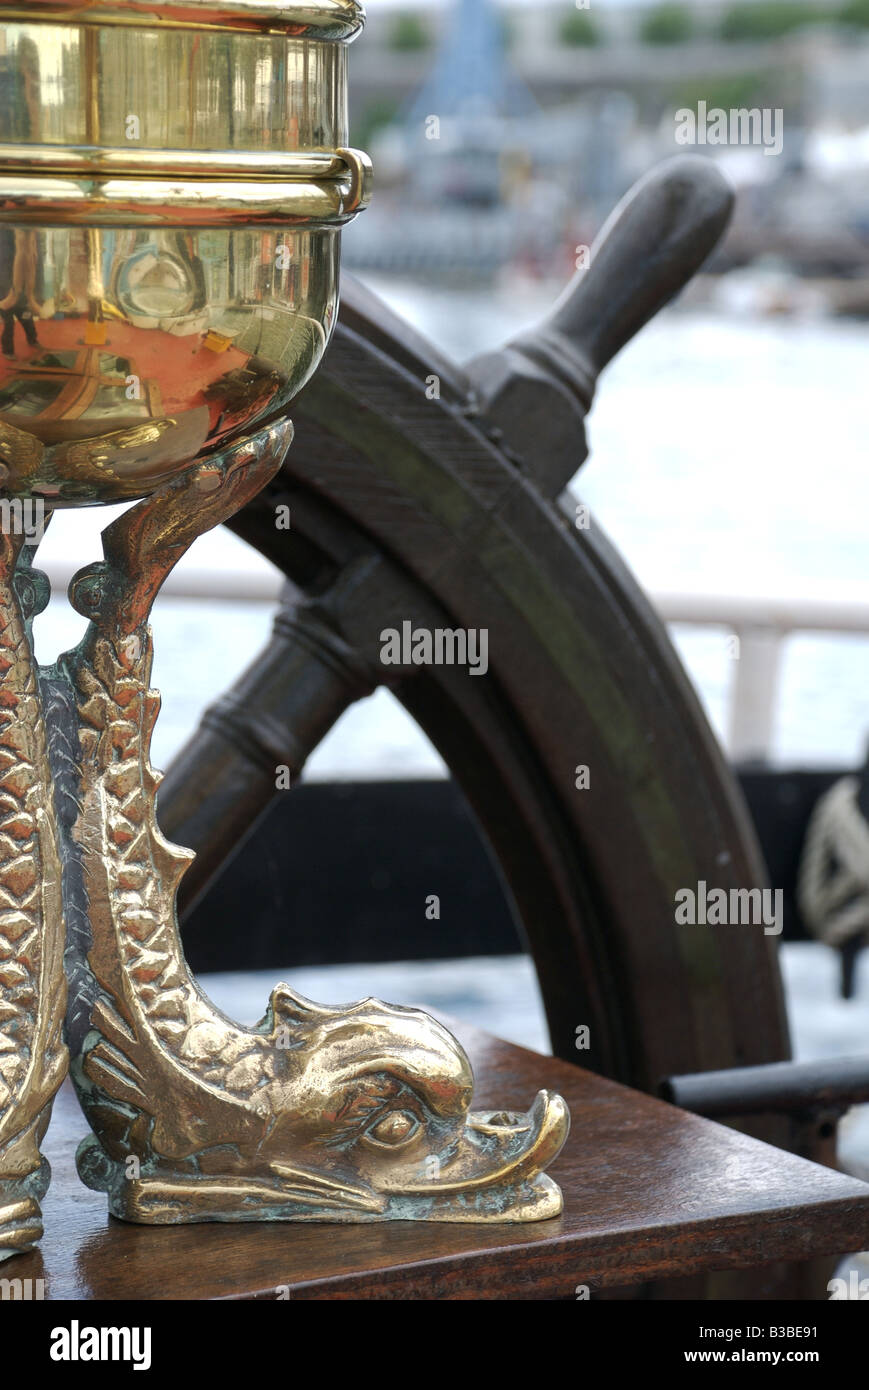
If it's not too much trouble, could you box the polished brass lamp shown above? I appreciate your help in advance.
[0,0,568,1258]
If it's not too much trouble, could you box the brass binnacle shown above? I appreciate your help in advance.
[0,8,371,507]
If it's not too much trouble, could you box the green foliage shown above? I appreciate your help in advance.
[558,10,602,46]
[387,12,431,51]
[639,4,695,44]
[839,0,869,25]
[500,12,517,50]
[671,71,772,113]
[354,96,401,151]
[718,3,826,41]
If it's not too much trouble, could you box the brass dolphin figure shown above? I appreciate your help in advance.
[46,425,569,1226]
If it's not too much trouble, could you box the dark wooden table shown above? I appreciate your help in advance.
[13,1022,869,1299]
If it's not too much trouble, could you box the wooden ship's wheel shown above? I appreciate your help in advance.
[161,159,793,1114]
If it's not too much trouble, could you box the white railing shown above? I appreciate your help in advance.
[655,593,869,762]
[41,560,869,765]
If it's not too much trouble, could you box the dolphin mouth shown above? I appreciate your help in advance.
[380,1089,570,1221]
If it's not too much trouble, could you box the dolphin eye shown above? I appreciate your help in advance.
[365,1110,419,1147]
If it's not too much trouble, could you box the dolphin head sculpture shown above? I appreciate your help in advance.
[76,983,569,1226]
[252,986,570,1223]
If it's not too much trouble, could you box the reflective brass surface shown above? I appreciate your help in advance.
[0,223,341,502]
[0,165,369,224]
[0,15,365,505]
[0,22,349,151]
[4,1,365,42]
[0,146,352,179]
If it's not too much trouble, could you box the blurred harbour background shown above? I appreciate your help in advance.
[345,0,869,294]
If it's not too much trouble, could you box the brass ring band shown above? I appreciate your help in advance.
[0,1,365,41]
[0,145,361,185]
[0,168,371,228]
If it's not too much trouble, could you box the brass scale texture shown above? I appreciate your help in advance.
[0,1,568,1260]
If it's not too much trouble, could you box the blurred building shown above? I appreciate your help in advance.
[344,0,869,287]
